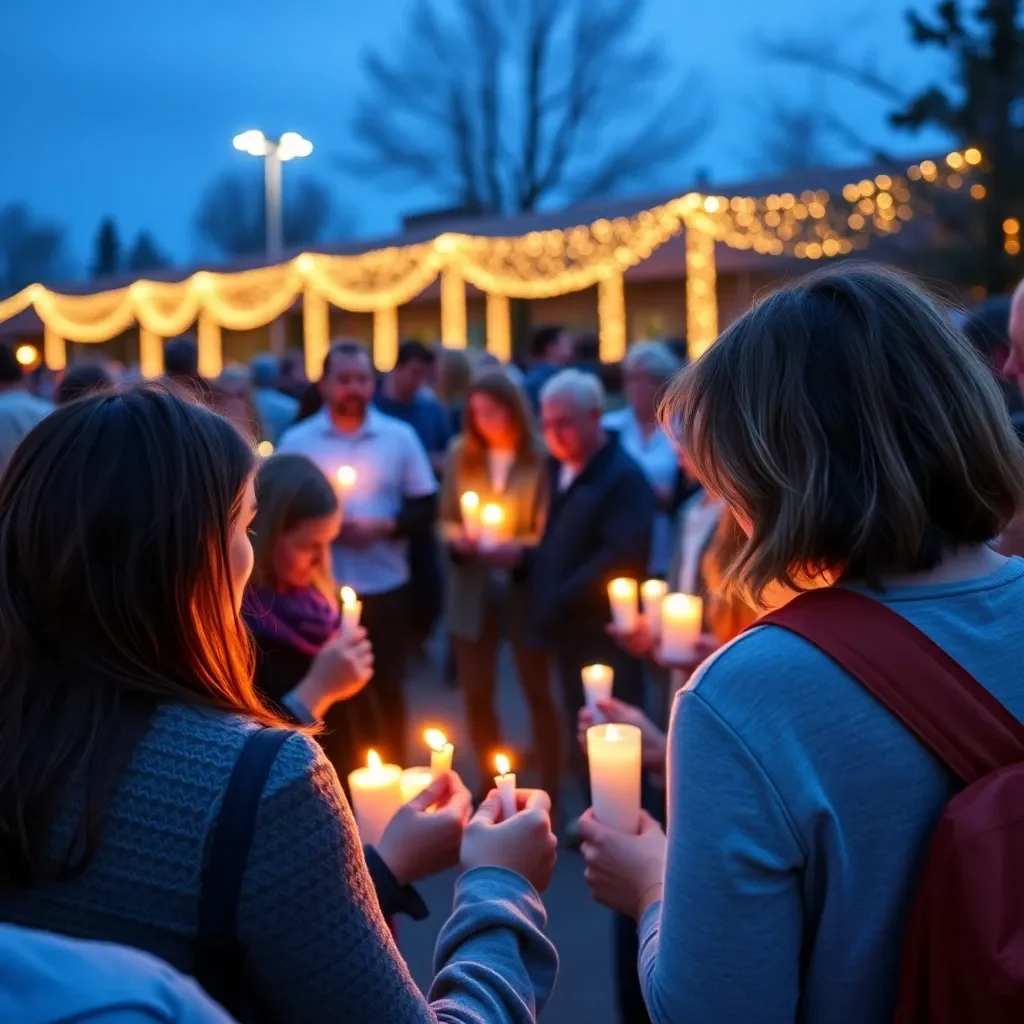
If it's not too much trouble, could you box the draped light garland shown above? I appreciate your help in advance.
[0,151,982,373]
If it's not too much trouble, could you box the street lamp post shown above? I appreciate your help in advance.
[232,130,313,354]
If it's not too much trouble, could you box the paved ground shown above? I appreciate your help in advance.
[396,641,621,1024]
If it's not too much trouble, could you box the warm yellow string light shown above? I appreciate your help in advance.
[197,312,222,380]
[597,270,627,363]
[139,328,163,379]
[485,292,512,361]
[685,220,719,359]
[302,286,331,381]
[440,266,468,347]
[373,306,400,372]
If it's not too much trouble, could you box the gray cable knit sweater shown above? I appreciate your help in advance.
[0,703,558,1022]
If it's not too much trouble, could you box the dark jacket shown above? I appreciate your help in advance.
[530,436,655,647]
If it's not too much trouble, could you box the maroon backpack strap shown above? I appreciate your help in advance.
[760,588,1024,786]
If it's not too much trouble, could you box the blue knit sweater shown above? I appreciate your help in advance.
[0,704,558,1022]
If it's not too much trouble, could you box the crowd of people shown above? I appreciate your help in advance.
[0,263,1023,1022]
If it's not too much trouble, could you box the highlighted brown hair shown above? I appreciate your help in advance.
[661,263,1024,602]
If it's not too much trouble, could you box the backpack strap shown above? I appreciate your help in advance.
[761,588,1024,786]
[197,727,292,954]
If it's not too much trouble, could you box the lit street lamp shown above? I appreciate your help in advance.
[232,130,313,354]
[232,130,314,261]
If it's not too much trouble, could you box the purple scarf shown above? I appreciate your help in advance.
[243,585,340,657]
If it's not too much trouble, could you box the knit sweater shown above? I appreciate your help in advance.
[0,703,558,1023]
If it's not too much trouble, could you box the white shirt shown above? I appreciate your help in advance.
[487,449,516,494]
[676,495,725,595]
[603,406,679,575]
[278,406,437,595]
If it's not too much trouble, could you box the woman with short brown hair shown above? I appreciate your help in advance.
[578,264,1024,1023]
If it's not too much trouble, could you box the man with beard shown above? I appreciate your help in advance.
[278,340,438,769]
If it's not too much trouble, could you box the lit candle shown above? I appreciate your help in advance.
[607,577,639,632]
[400,766,434,804]
[587,723,642,834]
[494,752,516,820]
[478,503,505,551]
[581,664,614,723]
[340,586,362,636]
[424,728,454,776]
[641,579,668,638]
[660,592,704,663]
[348,750,403,846]
[336,465,357,493]
[460,491,481,541]
[257,440,274,458]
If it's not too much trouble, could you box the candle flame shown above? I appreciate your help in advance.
[481,503,505,526]
[340,586,357,607]
[494,752,511,776]
[641,579,668,599]
[606,725,621,741]
[336,465,357,489]
[583,663,612,682]
[424,728,449,752]
[257,440,274,458]
[367,749,383,771]
[609,577,636,597]
[460,491,480,511]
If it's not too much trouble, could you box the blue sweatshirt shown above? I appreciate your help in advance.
[639,558,1024,1022]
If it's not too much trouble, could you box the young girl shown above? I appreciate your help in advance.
[440,370,563,800]
[0,385,558,1024]
[579,265,1024,1023]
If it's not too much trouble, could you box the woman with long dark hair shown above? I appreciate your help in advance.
[0,385,558,1023]
[440,370,563,800]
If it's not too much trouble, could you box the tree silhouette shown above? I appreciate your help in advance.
[0,204,69,297]
[194,172,337,259]
[91,218,121,279]
[126,232,170,272]
[342,0,709,215]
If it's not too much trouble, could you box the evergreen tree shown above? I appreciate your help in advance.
[126,231,170,272]
[91,218,121,279]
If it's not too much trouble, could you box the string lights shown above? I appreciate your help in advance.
[0,150,985,371]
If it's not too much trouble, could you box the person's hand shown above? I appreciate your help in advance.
[606,616,656,658]
[342,516,396,548]
[653,631,719,671]
[375,771,473,886]
[461,789,558,893]
[579,808,667,919]
[577,697,667,774]
[479,541,522,570]
[291,627,373,720]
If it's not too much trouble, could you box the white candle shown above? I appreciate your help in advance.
[494,753,516,820]
[336,465,357,494]
[460,491,481,541]
[607,577,639,632]
[581,663,614,723]
[424,728,454,776]
[400,766,434,804]
[587,723,642,834]
[348,750,403,846]
[641,579,668,638]
[660,592,704,663]
[478,503,505,551]
[340,586,362,637]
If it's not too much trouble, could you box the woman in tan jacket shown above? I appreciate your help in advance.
[440,369,563,800]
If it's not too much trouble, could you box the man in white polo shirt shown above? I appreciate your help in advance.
[278,340,437,769]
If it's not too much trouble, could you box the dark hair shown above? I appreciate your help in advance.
[296,380,324,422]
[530,325,566,359]
[662,263,1024,601]
[164,337,199,378]
[575,333,600,363]
[396,339,435,368]
[250,455,339,599]
[56,364,114,405]
[961,297,1011,360]
[322,339,371,379]
[0,344,24,385]
[0,384,283,884]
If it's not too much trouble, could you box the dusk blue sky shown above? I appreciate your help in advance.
[1,0,951,275]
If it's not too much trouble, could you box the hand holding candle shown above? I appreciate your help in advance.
[340,586,362,637]
[348,750,403,847]
[660,592,704,664]
[400,766,434,804]
[581,664,614,723]
[425,728,454,776]
[587,723,642,834]
[494,753,517,820]
[478,503,505,551]
[608,578,640,633]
